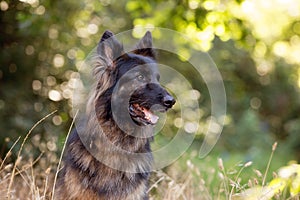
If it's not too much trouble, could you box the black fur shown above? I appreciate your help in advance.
[56,31,175,200]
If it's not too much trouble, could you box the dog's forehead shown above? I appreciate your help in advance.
[120,53,158,75]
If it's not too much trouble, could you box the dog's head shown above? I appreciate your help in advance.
[96,31,175,126]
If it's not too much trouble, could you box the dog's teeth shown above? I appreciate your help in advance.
[150,115,159,124]
[143,109,159,124]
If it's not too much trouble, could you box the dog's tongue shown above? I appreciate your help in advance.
[144,109,159,124]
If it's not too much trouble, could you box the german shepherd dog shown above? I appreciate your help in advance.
[55,31,175,200]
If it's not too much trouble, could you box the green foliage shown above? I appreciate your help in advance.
[232,163,300,199]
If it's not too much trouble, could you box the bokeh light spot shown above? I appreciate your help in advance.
[52,115,62,126]
[46,76,56,86]
[32,80,42,91]
[25,45,35,55]
[48,27,58,39]
[87,23,98,34]
[0,1,9,11]
[53,54,65,68]
[34,102,43,112]
[189,0,199,10]
[48,90,62,101]
[250,97,262,109]
[174,118,184,128]
[184,122,199,133]
[35,5,45,15]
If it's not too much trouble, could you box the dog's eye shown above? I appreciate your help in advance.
[137,74,145,81]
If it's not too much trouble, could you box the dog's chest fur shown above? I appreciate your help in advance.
[55,129,151,200]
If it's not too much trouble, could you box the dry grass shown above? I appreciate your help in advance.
[0,112,298,200]
[0,111,57,200]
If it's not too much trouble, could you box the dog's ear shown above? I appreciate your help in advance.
[133,31,156,59]
[97,30,124,69]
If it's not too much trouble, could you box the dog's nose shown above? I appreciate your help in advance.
[163,95,175,108]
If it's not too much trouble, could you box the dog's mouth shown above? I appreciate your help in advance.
[129,103,161,125]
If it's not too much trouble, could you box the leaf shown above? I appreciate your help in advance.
[268,178,287,194]
[276,164,300,197]
[290,175,300,196]
[232,185,281,200]
[278,164,300,179]
[288,164,300,196]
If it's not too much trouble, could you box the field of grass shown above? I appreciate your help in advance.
[0,113,299,200]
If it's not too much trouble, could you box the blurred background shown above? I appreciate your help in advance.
[1,0,300,197]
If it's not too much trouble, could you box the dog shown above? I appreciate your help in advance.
[55,30,175,200]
